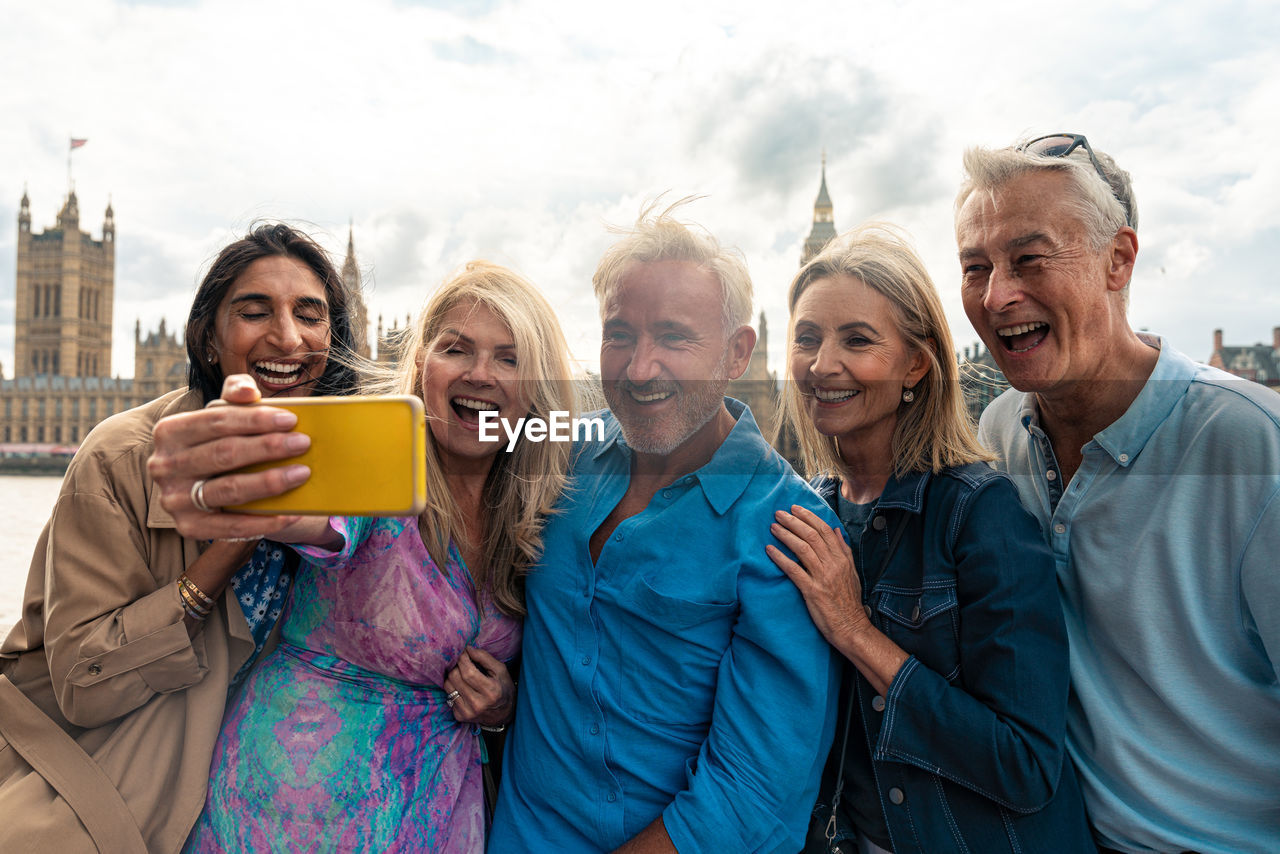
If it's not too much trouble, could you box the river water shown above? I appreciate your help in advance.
[0,475,64,633]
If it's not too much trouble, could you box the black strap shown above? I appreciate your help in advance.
[824,510,911,851]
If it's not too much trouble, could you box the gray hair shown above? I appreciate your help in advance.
[955,141,1138,251]
[592,196,753,333]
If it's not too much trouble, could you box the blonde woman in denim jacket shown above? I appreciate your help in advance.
[767,224,1093,854]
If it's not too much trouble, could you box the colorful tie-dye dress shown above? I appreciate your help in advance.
[184,516,520,854]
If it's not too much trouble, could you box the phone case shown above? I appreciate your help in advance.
[228,395,428,516]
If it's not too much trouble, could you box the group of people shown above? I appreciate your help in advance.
[0,134,1275,854]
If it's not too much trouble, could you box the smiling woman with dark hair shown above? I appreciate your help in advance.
[0,222,360,854]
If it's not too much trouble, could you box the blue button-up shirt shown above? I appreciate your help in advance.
[979,337,1280,854]
[489,399,840,853]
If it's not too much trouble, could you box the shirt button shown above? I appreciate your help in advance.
[888,787,905,805]
[613,532,623,542]
[87,663,102,676]
[663,489,672,499]
[607,792,617,803]
[1118,453,1129,463]
[1045,469,1057,481]
[581,656,591,666]
[590,723,600,735]
[871,515,887,531]
[1054,523,1066,535]
[872,695,885,712]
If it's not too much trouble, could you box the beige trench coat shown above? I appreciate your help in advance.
[0,388,260,853]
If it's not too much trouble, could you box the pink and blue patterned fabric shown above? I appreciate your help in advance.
[184,516,520,854]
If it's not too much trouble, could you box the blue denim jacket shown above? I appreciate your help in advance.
[810,463,1094,854]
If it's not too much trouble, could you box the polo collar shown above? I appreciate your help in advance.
[1017,335,1193,467]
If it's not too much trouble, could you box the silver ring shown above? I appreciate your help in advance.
[446,690,461,707]
[190,479,214,514]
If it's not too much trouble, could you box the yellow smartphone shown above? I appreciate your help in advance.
[227,395,427,516]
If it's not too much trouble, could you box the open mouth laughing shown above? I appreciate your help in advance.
[996,321,1049,354]
[451,396,499,426]
[252,359,315,392]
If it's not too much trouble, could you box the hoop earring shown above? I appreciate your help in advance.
[902,387,915,404]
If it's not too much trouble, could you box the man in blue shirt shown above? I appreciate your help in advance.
[488,202,840,852]
[955,135,1280,854]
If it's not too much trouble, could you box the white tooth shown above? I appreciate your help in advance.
[454,397,497,411]
[998,322,1046,337]
[815,388,855,402]
[631,390,672,403]
[256,360,301,374]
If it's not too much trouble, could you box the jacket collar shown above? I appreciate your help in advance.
[814,467,932,515]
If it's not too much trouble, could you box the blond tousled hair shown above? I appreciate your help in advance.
[780,223,991,480]
[592,196,753,333]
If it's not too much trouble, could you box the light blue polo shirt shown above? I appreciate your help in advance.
[980,337,1280,854]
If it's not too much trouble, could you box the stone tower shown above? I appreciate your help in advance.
[15,190,115,378]
[134,317,188,399]
[340,223,371,360]
[801,154,837,266]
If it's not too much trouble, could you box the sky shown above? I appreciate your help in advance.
[1,0,1277,381]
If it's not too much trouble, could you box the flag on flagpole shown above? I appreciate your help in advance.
[70,138,88,150]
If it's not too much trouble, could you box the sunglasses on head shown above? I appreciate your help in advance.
[1018,133,1132,227]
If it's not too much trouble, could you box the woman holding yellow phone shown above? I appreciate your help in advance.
[0,223,361,853]
[159,262,578,853]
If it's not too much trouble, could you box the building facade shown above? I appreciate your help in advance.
[2,194,185,447]
[1208,327,1280,390]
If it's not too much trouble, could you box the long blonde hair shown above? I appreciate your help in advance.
[780,223,990,480]
[370,260,577,616]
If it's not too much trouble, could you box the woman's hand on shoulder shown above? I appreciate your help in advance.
[443,646,515,727]
[147,374,311,541]
[767,504,870,648]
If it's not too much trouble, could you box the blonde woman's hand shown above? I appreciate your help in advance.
[767,503,870,648]
[443,647,515,727]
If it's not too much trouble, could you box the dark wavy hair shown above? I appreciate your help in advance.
[185,222,360,402]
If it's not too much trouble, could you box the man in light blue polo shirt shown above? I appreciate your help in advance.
[488,202,839,852]
[955,135,1280,854]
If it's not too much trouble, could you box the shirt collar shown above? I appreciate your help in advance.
[1019,334,1194,467]
[1092,335,1194,465]
[591,397,768,515]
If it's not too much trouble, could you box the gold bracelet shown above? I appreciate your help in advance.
[177,581,212,620]
[178,574,215,609]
